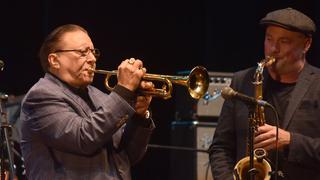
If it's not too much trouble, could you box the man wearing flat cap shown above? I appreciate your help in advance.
[209,7,320,180]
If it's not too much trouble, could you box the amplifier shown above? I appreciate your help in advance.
[197,72,233,117]
[170,121,216,180]
[174,71,233,121]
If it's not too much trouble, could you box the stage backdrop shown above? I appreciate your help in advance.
[1,0,319,179]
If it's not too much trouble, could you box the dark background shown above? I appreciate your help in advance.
[1,0,320,179]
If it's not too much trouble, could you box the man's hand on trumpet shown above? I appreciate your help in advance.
[117,58,154,119]
[117,58,146,92]
[135,81,154,118]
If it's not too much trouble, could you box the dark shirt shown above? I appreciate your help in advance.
[265,77,296,127]
[264,77,296,178]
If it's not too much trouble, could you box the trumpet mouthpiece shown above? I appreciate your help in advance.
[87,67,95,72]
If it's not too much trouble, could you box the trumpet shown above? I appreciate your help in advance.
[89,66,209,100]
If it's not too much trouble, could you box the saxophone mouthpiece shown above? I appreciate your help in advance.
[265,56,276,67]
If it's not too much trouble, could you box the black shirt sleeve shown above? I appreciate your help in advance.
[113,84,136,107]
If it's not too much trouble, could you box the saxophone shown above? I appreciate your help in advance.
[233,56,276,180]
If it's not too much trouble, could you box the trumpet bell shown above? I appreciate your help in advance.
[188,66,209,99]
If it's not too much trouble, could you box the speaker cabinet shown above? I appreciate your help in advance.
[197,72,233,118]
[174,71,233,121]
[170,121,216,180]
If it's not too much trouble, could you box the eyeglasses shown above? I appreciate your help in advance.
[54,48,100,59]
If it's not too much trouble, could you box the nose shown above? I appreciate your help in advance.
[270,42,280,54]
[87,51,97,62]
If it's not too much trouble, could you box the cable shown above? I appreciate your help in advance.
[266,104,280,180]
[205,160,210,180]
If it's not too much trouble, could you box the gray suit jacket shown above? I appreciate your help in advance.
[209,63,320,180]
[20,73,154,180]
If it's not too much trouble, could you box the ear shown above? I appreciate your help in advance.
[303,37,312,53]
[48,53,60,69]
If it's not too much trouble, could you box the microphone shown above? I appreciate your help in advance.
[0,60,4,71]
[221,86,271,107]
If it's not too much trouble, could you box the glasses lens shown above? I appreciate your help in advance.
[92,49,100,58]
[79,49,88,57]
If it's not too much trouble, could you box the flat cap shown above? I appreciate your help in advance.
[260,7,316,35]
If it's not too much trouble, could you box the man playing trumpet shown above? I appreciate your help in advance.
[20,24,155,180]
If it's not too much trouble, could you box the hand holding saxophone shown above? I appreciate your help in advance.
[254,124,291,151]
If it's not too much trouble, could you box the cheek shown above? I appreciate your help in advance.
[264,41,273,52]
[61,58,81,70]
[285,46,303,60]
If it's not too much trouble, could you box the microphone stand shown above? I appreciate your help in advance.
[0,97,15,180]
[246,102,280,180]
[148,144,208,153]
[247,105,256,180]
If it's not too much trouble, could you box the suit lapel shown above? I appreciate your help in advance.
[282,63,314,129]
[64,87,93,117]
[87,86,106,110]
[46,73,93,117]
